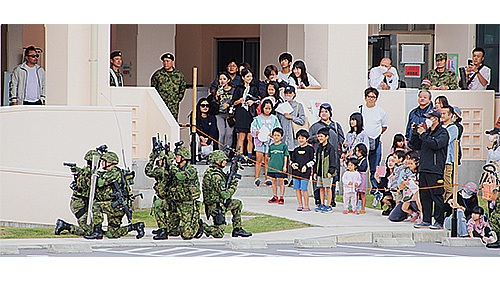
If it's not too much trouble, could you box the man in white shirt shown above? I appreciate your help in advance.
[369,58,399,90]
[466,47,491,90]
[278,52,293,83]
[10,45,46,105]
[359,87,388,195]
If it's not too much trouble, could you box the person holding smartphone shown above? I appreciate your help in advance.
[466,47,491,90]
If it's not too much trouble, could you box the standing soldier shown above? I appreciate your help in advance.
[144,150,178,240]
[110,50,124,87]
[84,151,145,239]
[150,53,187,121]
[202,150,252,238]
[420,53,459,90]
[55,150,100,236]
[165,145,204,240]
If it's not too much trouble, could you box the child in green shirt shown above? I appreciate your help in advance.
[267,128,289,205]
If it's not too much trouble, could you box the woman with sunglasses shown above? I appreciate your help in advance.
[207,72,235,148]
[194,98,218,162]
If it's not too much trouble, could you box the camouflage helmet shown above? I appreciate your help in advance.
[101,151,119,165]
[84,149,100,162]
[209,150,228,165]
[175,146,191,160]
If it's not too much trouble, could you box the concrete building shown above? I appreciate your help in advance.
[1,24,498,225]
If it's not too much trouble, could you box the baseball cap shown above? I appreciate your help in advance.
[423,108,442,119]
[110,50,122,59]
[161,53,175,61]
[284,85,296,93]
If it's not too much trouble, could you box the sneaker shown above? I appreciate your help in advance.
[342,210,348,214]
[429,222,443,230]
[247,160,255,167]
[315,205,325,212]
[268,196,279,203]
[353,211,360,215]
[372,192,382,208]
[410,212,420,223]
[321,206,333,213]
[265,179,272,186]
[414,222,431,228]
[278,198,284,205]
[297,207,303,211]
[331,201,337,207]
[302,208,311,212]
[359,209,366,214]
[254,179,262,187]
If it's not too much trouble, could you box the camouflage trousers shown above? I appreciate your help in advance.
[490,201,500,236]
[91,201,129,238]
[203,199,242,238]
[169,200,200,240]
[69,196,92,236]
[153,197,180,235]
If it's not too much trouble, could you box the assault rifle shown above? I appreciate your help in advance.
[224,145,243,191]
[110,176,143,224]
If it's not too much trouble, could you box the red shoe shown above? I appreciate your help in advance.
[268,196,279,203]
[278,198,284,205]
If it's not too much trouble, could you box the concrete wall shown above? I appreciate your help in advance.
[435,24,475,67]
[0,106,133,225]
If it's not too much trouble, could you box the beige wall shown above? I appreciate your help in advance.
[0,106,133,225]
[260,25,287,78]
[435,24,475,67]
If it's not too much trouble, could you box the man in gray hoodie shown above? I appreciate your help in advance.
[10,46,46,105]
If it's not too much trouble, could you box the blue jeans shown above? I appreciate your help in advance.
[368,142,382,192]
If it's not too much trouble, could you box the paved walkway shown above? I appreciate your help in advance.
[1,196,446,250]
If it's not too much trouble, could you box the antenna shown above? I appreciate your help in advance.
[100,92,128,170]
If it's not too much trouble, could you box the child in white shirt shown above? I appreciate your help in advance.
[342,157,361,214]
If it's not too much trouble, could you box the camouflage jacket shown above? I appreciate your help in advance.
[421,68,458,90]
[144,154,170,200]
[73,165,92,198]
[202,164,237,205]
[95,166,130,202]
[150,68,187,120]
[110,68,124,87]
[166,157,200,202]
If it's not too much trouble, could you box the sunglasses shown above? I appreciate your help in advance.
[27,54,39,58]
[200,104,210,108]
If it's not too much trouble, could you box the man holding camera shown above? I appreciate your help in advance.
[421,53,458,90]
[164,145,204,240]
[410,108,449,229]
[466,47,491,90]
[202,150,252,238]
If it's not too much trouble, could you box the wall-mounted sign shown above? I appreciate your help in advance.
[404,64,421,78]
[446,53,459,76]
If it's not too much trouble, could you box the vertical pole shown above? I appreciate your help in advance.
[451,139,460,237]
[191,67,198,164]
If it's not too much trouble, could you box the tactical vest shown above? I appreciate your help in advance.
[202,165,227,205]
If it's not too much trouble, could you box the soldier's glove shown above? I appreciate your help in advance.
[70,166,78,174]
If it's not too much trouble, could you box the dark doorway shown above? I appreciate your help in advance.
[217,38,260,82]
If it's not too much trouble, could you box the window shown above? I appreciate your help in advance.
[216,38,260,81]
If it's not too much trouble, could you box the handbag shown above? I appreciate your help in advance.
[291,102,309,135]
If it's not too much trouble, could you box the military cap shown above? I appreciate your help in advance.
[208,150,228,165]
[435,53,447,61]
[160,53,175,61]
[84,149,101,162]
[110,50,122,59]
[175,146,191,160]
[101,151,119,165]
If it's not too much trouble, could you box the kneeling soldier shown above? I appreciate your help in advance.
[202,150,252,238]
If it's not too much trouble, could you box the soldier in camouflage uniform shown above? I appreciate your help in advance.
[486,199,500,248]
[84,151,145,239]
[202,150,252,238]
[164,145,204,240]
[420,53,459,90]
[55,150,100,236]
[150,53,186,121]
[144,150,180,240]
[110,50,124,87]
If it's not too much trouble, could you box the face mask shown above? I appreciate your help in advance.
[284,96,293,102]
[425,118,434,128]
[489,135,497,142]
[380,66,388,72]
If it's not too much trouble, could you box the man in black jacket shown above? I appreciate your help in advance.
[410,108,449,229]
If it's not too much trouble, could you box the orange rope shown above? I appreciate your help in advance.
[192,126,466,192]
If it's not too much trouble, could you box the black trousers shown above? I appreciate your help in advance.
[419,172,445,225]
[23,100,42,105]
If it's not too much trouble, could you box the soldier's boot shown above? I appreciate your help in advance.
[84,224,103,240]
[152,229,159,235]
[194,219,204,239]
[153,228,168,240]
[54,219,72,235]
[232,227,252,238]
[128,222,145,239]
